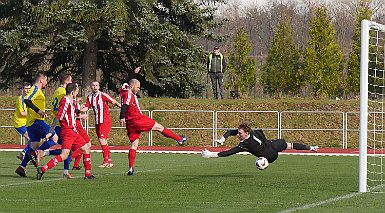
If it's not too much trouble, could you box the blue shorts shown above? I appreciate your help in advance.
[15,126,27,135]
[27,120,56,143]
[55,126,62,145]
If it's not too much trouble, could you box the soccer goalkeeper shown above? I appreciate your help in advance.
[202,122,318,163]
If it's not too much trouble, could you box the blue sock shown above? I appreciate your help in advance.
[22,145,29,153]
[64,155,72,170]
[38,139,56,151]
[20,145,34,167]
[49,149,62,156]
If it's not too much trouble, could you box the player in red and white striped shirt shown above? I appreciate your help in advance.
[82,81,121,168]
[70,97,91,170]
[37,83,95,180]
[119,79,187,176]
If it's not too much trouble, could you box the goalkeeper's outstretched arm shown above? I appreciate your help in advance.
[218,146,244,157]
[202,146,244,158]
[216,129,238,145]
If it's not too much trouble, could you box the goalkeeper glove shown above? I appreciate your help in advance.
[215,136,226,146]
[201,149,219,158]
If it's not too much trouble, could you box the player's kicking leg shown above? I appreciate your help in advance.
[152,122,187,145]
[37,149,70,180]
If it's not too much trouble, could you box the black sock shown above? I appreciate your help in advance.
[293,143,310,150]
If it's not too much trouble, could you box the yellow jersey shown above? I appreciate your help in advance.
[14,95,27,128]
[26,85,46,127]
[51,86,66,126]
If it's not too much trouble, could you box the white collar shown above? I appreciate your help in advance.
[240,133,250,142]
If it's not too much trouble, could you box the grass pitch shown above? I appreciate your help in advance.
[0,151,384,212]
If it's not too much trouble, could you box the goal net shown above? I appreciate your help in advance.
[360,20,385,193]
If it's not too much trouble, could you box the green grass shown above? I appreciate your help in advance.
[1,151,384,212]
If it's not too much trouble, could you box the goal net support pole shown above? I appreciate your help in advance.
[359,20,385,193]
[359,19,369,193]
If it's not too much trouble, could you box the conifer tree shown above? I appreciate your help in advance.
[303,6,343,97]
[260,13,300,96]
[226,28,256,96]
[346,0,373,95]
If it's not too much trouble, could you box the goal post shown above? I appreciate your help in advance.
[359,19,385,193]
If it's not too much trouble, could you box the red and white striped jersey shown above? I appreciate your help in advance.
[85,91,114,124]
[57,96,77,131]
[73,99,84,128]
[120,89,142,121]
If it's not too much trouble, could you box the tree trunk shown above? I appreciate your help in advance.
[81,33,97,96]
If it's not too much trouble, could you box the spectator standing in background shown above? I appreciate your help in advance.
[207,46,227,99]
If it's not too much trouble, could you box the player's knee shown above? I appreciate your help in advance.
[60,151,70,160]
[286,142,292,150]
[81,146,91,154]
[152,122,164,132]
[52,134,59,143]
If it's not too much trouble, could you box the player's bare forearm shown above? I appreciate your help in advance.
[80,106,89,112]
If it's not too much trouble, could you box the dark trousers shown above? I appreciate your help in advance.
[209,72,224,99]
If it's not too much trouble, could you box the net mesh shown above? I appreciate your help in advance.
[366,23,385,192]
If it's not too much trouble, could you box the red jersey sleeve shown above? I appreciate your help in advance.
[102,92,115,104]
[85,95,91,108]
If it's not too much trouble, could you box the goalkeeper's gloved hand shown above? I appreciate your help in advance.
[201,149,219,158]
[215,136,226,146]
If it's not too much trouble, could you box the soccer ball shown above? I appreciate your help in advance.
[255,157,269,170]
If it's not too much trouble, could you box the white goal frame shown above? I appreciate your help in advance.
[359,19,385,193]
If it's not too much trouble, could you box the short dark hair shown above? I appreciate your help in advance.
[59,72,72,85]
[66,83,78,95]
[238,122,252,133]
[214,46,219,50]
[90,80,99,85]
[23,82,31,88]
[34,71,47,82]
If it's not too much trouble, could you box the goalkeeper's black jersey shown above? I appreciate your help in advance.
[223,129,269,156]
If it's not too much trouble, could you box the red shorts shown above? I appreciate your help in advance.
[60,129,87,151]
[76,122,90,143]
[95,122,112,139]
[125,115,155,142]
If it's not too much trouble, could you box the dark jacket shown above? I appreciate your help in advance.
[207,53,226,73]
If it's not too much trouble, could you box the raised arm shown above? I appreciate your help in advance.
[216,129,238,145]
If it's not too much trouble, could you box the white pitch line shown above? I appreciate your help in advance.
[279,184,385,213]
[0,169,163,188]
[278,192,362,213]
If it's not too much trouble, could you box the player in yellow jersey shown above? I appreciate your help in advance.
[15,72,59,177]
[14,83,31,160]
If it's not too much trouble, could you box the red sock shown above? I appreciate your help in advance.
[161,128,182,141]
[101,145,111,163]
[128,149,137,169]
[42,155,63,172]
[71,149,82,159]
[83,154,92,176]
[74,154,82,167]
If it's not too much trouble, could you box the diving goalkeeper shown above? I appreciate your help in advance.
[202,122,318,163]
